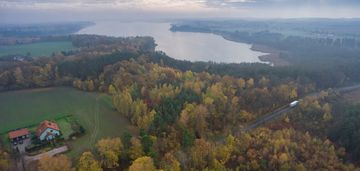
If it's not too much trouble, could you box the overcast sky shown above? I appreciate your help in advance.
[1,0,360,23]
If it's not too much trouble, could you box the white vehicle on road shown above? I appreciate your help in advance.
[289,100,299,107]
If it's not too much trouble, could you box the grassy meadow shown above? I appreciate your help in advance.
[0,87,137,158]
[0,41,76,57]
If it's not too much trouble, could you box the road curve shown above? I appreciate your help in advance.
[242,83,360,132]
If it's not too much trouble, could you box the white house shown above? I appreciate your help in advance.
[36,120,61,141]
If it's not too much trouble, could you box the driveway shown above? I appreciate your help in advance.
[11,138,31,154]
[23,146,69,166]
[13,139,31,171]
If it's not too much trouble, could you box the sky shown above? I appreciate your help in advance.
[1,0,360,23]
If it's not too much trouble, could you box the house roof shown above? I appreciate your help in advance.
[36,120,60,137]
[8,128,30,139]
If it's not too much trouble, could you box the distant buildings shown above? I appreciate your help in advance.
[36,120,61,141]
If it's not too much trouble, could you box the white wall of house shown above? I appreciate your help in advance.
[39,128,60,141]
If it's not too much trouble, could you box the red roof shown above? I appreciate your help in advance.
[36,120,60,137]
[8,128,30,139]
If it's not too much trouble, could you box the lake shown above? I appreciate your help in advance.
[77,21,267,64]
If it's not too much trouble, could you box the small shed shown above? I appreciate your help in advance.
[8,128,30,142]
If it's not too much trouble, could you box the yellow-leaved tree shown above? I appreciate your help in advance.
[129,156,156,171]
[77,151,102,171]
[96,137,123,169]
[0,150,10,171]
[38,154,72,171]
[160,153,180,171]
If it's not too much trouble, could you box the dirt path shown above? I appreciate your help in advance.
[23,146,68,165]
[16,157,25,171]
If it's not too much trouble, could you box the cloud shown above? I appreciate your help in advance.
[2,0,360,11]
[0,0,255,11]
[1,0,360,22]
[206,0,360,9]
[0,0,207,10]
[2,0,360,8]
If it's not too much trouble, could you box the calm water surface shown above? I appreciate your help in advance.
[77,21,267,63]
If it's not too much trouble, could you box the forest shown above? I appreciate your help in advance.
[1,34,360,170]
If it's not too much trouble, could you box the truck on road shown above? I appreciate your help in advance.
[289,100,299,107]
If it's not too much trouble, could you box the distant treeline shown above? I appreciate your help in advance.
[148,52,360,89]
[0,21,94,37]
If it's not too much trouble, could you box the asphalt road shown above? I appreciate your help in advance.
[243,106,293,132]
[242,84,360,132]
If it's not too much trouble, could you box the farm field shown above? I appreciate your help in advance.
[0,41,76,57]
[0,87,137,158]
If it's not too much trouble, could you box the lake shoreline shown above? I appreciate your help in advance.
[170,26,289,66]
[79,21,268,64]
[250,44,290,66]
[219,33,289,66]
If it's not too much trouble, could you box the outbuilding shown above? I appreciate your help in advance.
[8,128,30,144]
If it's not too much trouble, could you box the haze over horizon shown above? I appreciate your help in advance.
[1,0,360,23]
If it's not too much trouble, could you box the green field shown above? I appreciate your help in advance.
[0,87,137,157]
[0,41,76,57]
[56,116,75,140]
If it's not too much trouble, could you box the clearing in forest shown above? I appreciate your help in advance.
[0,87,137,158]
[0,41,76,57]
